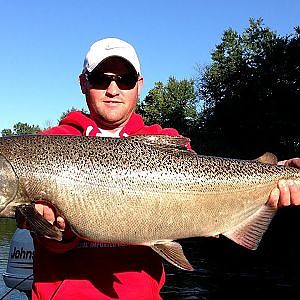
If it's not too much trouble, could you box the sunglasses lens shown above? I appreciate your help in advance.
[87,74,138,90]
[87,74,111,89]
[117,75,138,90]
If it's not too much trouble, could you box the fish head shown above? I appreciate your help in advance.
[0,154,19,217]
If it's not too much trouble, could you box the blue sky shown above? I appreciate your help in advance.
[0,0,299,131]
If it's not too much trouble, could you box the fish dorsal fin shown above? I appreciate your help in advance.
[255,152,278,165]
[129,135,191,152]
[223,205,276,250]
[151,240,194,271]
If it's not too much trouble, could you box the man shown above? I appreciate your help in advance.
[30,37,300,299]
[32,37,180,300]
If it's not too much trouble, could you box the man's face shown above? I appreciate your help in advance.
[82,57,143,129]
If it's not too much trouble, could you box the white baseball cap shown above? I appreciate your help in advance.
[83,38,141,74]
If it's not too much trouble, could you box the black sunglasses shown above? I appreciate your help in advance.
[86,73,138,90]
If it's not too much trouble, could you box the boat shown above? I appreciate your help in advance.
[2,228,34,298]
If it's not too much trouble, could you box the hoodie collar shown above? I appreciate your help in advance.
[60,111,145,138]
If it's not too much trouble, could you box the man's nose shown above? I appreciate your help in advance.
[106,80,119,95]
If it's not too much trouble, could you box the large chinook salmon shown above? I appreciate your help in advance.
[0,134,299,270]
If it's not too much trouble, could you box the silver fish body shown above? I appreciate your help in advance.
[0,135,299,270]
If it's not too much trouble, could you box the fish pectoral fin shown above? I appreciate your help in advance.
[255,152,278,165]
[151,240,194,271]
[223,205,277,250]
[15,204,62,241]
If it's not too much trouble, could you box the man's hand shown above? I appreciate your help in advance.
[34,201,66,230]
[268,158,300,208]
[17,201,75,242]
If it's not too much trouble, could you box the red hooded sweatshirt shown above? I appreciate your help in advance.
[32,111,187,300]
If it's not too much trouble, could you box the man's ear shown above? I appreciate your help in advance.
[137,76,144,98]
[79,73,89,94]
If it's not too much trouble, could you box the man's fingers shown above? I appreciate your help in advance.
[290,158,300,168]
[288,180,300,205]
[56,217,75,241]
[278,180,291,207]
[34,202,56,224]
[35,203,44,215]
[277,160,287,166]
[280,158,300,168]
[43,205,56,224]
[56,216,66,230]
[268,187,280,208]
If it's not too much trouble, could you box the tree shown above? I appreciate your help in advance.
[1,122,41,136]
[59,107,88,121]
[13,122,41,135]
[137,77,200,140]
[1,108,88,137]
[196,18,300,158]
[1,128,13,137]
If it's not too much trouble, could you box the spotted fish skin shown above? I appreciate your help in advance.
[0,135,299,270]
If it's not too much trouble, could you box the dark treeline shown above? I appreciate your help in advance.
[196,18,300,160]
[139,18,300,160]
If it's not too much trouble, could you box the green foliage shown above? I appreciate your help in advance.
[13,122,41,135]
[1,108,88,137]
[137,77,199,139]
[1,122,41,136]
[196,18,300,158]
[59,107,88,121]
[1,128,13,137]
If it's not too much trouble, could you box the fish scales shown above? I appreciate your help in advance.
[0,135,300,249]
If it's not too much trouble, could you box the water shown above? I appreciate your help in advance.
[162,236,300,299]
[161,207,300,299]
[1,207,300,299]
